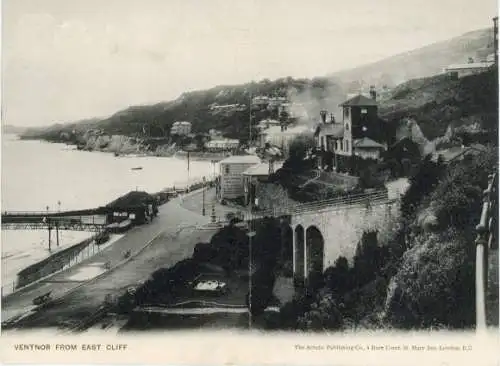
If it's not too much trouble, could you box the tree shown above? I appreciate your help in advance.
[283,134,316,172]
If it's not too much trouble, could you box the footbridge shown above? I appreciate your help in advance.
[1,209,107,232]
[238,189,399,284]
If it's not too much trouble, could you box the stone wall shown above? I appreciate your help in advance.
[16,236,95,288]
[290,200,398,269]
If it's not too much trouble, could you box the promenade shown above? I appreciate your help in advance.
[1,191,220,331]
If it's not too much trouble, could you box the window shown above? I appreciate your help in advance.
[345,140,349,152]
[225,165,230,174]
[340,140,344,151]
[345,123,349,131]
[361,108,368,114]
[335,141,338,150]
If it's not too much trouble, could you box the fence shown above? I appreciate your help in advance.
[475,172,498,332]
[207,189,392,227]
[1,238,108,298]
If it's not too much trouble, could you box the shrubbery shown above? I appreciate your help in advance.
[384,229,475,328]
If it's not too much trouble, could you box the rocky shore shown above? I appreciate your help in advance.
[24,131,231,161]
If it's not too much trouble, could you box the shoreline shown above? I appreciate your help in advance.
[17,136,233,162]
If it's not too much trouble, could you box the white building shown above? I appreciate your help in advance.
[444,61,494,79]
[170,121,192,136]
[258,124,313,156]
[218,155,261,200]
[256,119,281,131]
[352,137,386,160]
[205,138,240,152]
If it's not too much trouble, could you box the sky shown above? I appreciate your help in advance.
[2,0,497,127]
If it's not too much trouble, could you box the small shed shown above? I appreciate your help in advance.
[353,137,386,160]
[218,155,261,200]
[242,161,284,206]
[106,191,158,225]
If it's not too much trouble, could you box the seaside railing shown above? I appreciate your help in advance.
[474,172,498,332]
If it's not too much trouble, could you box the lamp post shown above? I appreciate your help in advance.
[202,176,206,216]
[46,206,51,251]
[56,201,61,247]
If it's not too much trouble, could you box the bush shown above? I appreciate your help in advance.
[208,224,249,271]
[324,256,350,294]
[247,268,276,316]
[298,294,344,331]
[384,229,475,329]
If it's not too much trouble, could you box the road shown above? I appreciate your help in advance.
[1,193,219,331]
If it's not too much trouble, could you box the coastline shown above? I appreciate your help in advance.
[18,135,232,162]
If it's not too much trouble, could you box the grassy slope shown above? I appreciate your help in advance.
[379,67,498,140]
[330,28,494,89]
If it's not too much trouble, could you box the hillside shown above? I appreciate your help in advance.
[21,77,347,144]
[2,124,28,135]
[18,27,497,151]
[330,27,495,90]
[380,67,498,143]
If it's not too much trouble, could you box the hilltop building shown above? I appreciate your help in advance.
[444,61,494,79]
[170,121,192,136]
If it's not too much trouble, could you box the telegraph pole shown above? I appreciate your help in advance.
[202,176,206,216]
[249,90,252,147]
[46,206,51,251]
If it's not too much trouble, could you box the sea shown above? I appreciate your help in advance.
[1,134,217,289]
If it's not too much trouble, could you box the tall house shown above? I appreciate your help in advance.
[337,92,379,157]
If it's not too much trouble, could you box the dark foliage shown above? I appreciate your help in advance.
[400,155,443,219]
[247,268,276,316]
[207,224,249,272]
[131,259,201,308]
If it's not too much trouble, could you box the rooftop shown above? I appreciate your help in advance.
[445,62,494,70]
[219,155,261,164]
[242,161,284,176]
[353,137,385,149]
[340,94,378,107]
[432,144,488,163]
[315,123,344,138]
[261,124,312,135]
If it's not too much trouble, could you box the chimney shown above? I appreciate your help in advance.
[330,113,335,123]
[369,85,377,101]
[320,110,327,124]
[268,159,274,175]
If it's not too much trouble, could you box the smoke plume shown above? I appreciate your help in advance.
[286,78,347,128]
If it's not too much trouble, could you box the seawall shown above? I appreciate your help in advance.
[16,235,96,289]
